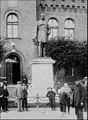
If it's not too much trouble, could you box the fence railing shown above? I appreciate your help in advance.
[8,93,59,107]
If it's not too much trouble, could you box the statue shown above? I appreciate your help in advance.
[33,14,49,57]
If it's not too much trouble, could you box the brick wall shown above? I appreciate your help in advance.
[37,0,87,41]
[0,0,37,78]
[0,0,87,81]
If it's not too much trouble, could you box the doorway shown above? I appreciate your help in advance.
[5,54,21,84]
[12,62,20,84]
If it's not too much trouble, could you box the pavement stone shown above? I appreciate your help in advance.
[0,107,87,119]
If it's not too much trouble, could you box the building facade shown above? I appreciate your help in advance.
[0,0,87,85]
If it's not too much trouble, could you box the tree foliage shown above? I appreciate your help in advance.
[45,37,87,77]
[0,40,5,62]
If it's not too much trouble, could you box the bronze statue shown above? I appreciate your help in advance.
[33,14,49,57]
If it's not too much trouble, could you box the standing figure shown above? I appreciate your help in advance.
[22,73,28,85]
[34,14,49,57]
[74,80,86,120]
[64,83,72,114]
[15,81,23,112]
[0,82,6,112]
[3,85,9,111]
[22,83,28,111]
[58,86,68,116]
[83,77,87,112]
[46,87,56,111]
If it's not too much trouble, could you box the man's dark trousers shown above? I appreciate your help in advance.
[4,98,8,111]
[60,103,66,112]
[75,106,83,120]
[0,98,6,111]
[49,99,55,110]
[22,98,27,110]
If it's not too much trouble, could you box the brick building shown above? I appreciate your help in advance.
[0,0,87,85]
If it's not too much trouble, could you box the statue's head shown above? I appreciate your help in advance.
[40,13,45,20]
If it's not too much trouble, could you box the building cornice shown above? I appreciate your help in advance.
[37,0,87,14]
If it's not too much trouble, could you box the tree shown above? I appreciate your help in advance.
[45,37,87,78]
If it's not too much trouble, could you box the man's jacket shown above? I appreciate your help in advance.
[74,84,86,107]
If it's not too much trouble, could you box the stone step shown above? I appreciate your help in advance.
[8,102,60,108]
[7,85,17,99]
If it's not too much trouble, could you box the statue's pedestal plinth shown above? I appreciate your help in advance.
[28,57,55,103]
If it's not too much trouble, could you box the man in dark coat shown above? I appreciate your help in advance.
[74,80,86,120]
[3,85,9,111]
[46,87,56,110]
[0,83,6,112]
[22,74,28,86]
[22,83,28,111]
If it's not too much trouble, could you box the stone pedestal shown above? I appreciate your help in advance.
[30,57,55,98]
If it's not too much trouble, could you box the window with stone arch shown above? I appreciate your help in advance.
[64,18,74,40]
[48,18,58,40]
[6,13,18,38]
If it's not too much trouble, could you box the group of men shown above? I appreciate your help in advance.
[46,77,87,120]
[15,81,28,112]
[46,83,72,113]
[58,83,72,114]
[0,79,28,112]
[0,76,87,120]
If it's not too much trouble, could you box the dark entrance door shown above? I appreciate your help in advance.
[12,63,20,84]
[6,54,21,84]
[6,62,12,84]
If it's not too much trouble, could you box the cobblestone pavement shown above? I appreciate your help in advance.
[0,107,87,119]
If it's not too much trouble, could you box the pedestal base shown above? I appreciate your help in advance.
[30,57,55,98]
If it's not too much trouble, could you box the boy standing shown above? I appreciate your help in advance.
[46,87,56,110]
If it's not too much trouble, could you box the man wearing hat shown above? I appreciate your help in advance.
[22,83,28,111]
[3,84,9,111]
[0,83,6,112]
[15,81,23,112]
[73,80,86,120]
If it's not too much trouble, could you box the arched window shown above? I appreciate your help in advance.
[6,13,18,38]
[64,19,74,40]
[48,18,58,40]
